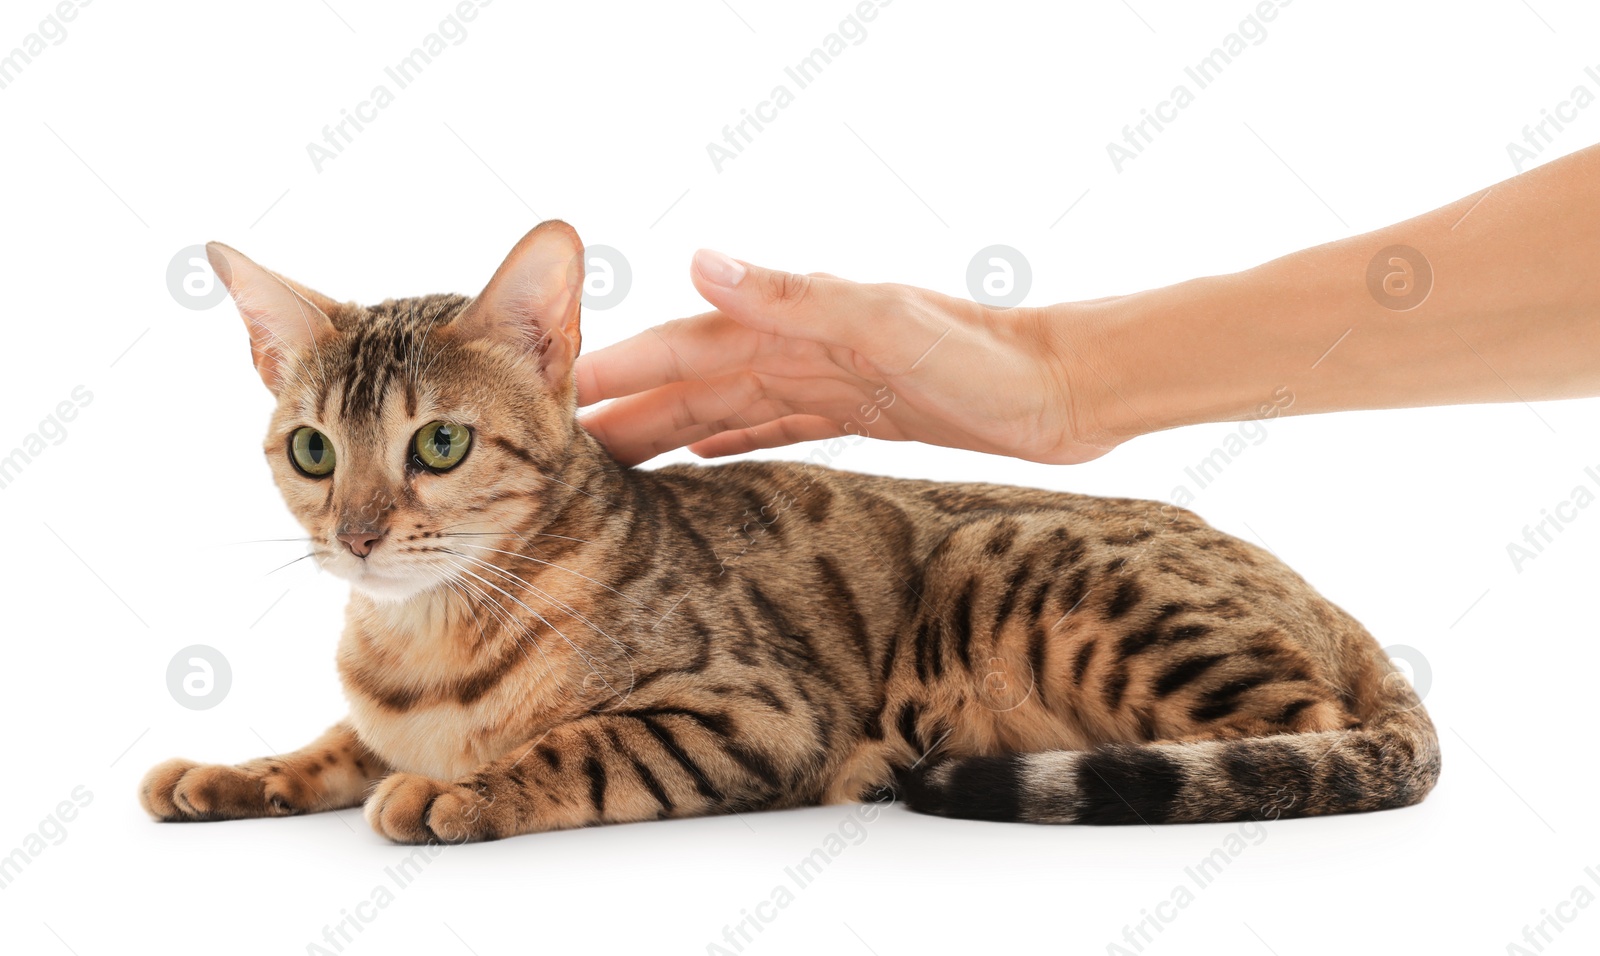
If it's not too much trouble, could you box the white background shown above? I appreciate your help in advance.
[2,1,1597,953]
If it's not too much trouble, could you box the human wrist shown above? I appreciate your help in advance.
[1033,277,1232,449]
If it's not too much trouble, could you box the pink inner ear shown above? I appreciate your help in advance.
[454,221,586,382]
[207,241,339,394]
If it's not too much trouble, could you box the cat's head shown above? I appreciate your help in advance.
[210,221,595,603]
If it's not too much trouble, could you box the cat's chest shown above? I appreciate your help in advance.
[346,690,515,780]
[337,604,563,780]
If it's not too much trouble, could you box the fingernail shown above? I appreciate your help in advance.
[694,249,747,288]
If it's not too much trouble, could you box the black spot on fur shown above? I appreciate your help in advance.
[1058,567,1091,616]
[896,701,924,752]
[1027,626,1049,707]
[1320,751,1367,813]
[1072,638,1097,683]
[1167,623,1212,644]
[635,715,722,802]
[626,753,673,814]
[1191,673,1273,723]
[898,756,1023,822]
[861,703,886,741]
[723,743,781,792]
[1116,626,1164,659]
[1275,698,1317,725]
[1222,740,1315,816]
[749,682,790,714]
[1154,653,1230,698]
[1104,665,1130,711]
[585,755,608,815]
[984,522,1019,557]
[1105,579,1143,620]
[1026,579,1053,624]
[537,745,561,771]
[1074,746,1186,825]
[1102,527,1154,546]
[994,563,1031,633]
[951,580,977,670]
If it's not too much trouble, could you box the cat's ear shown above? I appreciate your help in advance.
[206,242,340,395]
[452,220,584,391]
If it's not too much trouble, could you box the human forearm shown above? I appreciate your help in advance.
[1060,144,1600,446]
[575,146,1600,466]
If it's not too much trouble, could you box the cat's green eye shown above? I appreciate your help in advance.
[289,427,336,477]
[413,421,472,471]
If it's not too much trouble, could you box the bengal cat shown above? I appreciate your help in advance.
[138,221,1439,842]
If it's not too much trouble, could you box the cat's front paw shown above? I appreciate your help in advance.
[138,758,304,821]
[364,773,494,845]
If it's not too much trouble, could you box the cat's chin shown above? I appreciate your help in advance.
[315,550,445,604]
[340,566,443,605]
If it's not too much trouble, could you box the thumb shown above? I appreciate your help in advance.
[690,248,884,350]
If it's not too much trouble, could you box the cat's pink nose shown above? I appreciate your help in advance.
[337,529,386,557]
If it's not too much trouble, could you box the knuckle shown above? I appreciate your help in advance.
[879,282,932,316]
[670,392,699,432]
[741,369,770,400]
[767,270,812,305]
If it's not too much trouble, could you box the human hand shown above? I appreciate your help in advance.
[574,250,1116,467]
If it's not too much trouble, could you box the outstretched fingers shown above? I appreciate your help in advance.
[580,373,798,465]
[687,415,856,458]
[574,312,757,407]
[689,251,934,365]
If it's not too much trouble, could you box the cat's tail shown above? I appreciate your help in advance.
[895,688,1440,825]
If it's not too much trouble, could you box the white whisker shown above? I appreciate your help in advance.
[443,560,565,686]
[446,542,651,610]
[447,563,623,699]
[444,549,636,662]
